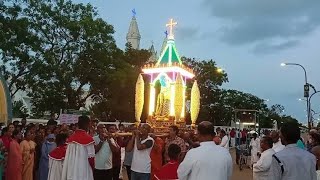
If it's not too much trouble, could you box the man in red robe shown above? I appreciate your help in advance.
[48,133,68,180]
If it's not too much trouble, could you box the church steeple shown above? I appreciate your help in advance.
[126,9,141,49]
[148,42,157,62]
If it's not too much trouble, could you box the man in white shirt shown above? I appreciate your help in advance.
[253,136,276,180]
[270,131,285,153]
[178,121,233,180]
[93,124,119,180]
[126,124,154,180]
[220,129,229,150]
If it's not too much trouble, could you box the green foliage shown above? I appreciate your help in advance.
[0,0,39,97]
[12,100,28,118]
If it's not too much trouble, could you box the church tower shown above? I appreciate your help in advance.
[148,42,157,62]
[126,10,141,49]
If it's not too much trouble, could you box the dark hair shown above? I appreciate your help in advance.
[11,129,20,138]
[262,136,273,148]
[78,116,90,130]
[220,129,226,136]
[310,132,320,145]
[197,121,215,136]
[170,125,179,135]
[1,127,8,136]
[168,144,181,160]
[280,122,300,144]
[55,133,68,146]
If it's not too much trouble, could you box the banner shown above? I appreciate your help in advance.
[58,114,80,124]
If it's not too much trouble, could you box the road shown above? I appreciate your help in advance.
[230,148,253,180]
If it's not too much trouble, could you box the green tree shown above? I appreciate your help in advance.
[183,57,228,124]
[91,44,151,122]
[16,0,121,116]
[0,1,39,97]
[12,100,28,118]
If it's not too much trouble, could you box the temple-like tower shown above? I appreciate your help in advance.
[126,12,141,49]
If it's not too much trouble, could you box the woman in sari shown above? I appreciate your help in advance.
[20,129,36,180]
[6,129,22,180]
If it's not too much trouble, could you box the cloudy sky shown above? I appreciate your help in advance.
[74,0,320,123]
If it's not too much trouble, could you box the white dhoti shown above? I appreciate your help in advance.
[231,138,235,147]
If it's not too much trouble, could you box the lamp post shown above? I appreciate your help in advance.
[309,91,320,128]
[281,62,316,129]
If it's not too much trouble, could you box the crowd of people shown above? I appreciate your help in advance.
[0,116,319,180]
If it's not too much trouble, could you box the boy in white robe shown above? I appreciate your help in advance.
[62,116,95,180]
[48,133,68,180]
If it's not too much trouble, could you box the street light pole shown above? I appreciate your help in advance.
[309,91,320,128]
[281,62,316,129]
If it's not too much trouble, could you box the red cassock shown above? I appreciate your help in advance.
[154,160,179,180]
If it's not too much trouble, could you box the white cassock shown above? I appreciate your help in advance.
[48,144,67,180]
[178,141,232,180]
[62,129,95,180]
[250,138,260,165]
[253,148,275,180]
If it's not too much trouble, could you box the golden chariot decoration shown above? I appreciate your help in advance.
[135,19,200,133]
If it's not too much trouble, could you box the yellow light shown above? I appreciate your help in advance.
[149,84,155,115]
[166,18,177,39]
[170,83,175,116]
[180,86,186,118]
[217,68,223,73]
[242,122,255,125]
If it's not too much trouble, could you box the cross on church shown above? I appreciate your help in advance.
[166,18,177,39]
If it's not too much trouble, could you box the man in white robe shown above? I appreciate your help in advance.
[178,121,232,180]
[253,136,276,180]
[48,133,68,180]
[62,116,95,180]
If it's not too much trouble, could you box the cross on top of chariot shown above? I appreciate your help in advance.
[166,18,177,39]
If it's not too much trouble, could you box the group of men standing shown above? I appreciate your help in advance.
[48,116,234,180]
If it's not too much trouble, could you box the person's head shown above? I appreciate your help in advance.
[280,122,300,145]
[25,129,35,141]
[168,144,181,161]
[47,134,55,143]
[13,120,19,127]
[1,127,8,137]
[97,124,106,134]
[197,121,215,142]
[270,131,280,143]
[77,116,90,131]
[119,124,125,132]
[260,136,273,152]
[7,123,15,134]
[308,132,320,146]
[140,124,151,136]
[55,133,68,146]
[11,129,22,140]
[21,118,27,126]
[183,131,191,141]
[61,124,68,131]
[312,146,320,168]
[107,124,117,133]
[220,130,226,137]
[169,125,179,138]
[252,133,257,139]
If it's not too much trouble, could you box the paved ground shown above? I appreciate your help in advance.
[121,148,253,180]
[230,148,253,180]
